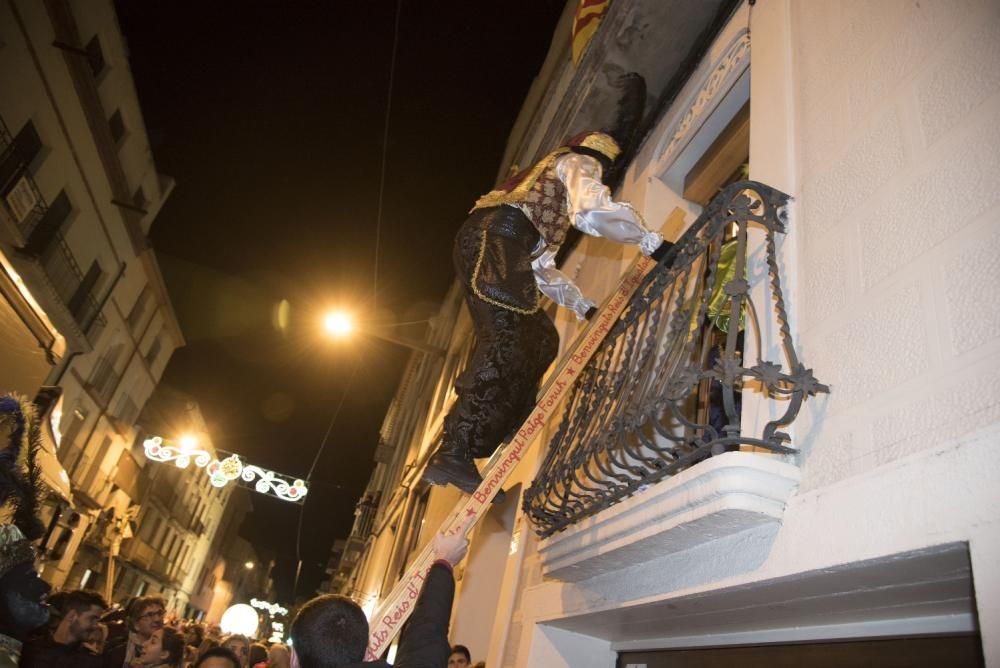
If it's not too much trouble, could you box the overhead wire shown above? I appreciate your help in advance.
[293,0,404,601]
[372,0,404,314]
[293,361,359,597]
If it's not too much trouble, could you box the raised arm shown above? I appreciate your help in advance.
[555,152,663,255]
[392,528,469,668]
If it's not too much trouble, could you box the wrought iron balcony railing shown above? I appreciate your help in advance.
[1,117,107,342]
[40,232,107,341]
[0,118,46,239]
[524,181,828,538]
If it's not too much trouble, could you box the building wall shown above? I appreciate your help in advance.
[105,391,248,617]
[344,0,1000,666]
[189,487,268,624]
[0,0,184,591]
[507,0,1000,665]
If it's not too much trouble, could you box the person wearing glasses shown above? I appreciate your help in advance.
[103,595,165,667]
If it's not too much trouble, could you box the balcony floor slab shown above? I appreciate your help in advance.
[538,452,800,582]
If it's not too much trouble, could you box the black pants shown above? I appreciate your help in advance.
[444,207,559,459]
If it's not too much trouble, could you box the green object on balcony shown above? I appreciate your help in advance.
[707,238,746,334]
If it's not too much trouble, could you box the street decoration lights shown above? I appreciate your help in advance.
[251,599,290,644]
[269,621,286,644]
[250,599,289,617]
[142,436,308,503]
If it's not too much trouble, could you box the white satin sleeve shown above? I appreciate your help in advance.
[555,153,663,255]
[531,245,595,320]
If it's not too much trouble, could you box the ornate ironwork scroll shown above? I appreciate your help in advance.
[524,181,828,538]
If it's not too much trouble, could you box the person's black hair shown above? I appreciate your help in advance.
[47,589,107,619]
[249,642,268,665]
[160,626,186,667]
[193,646,241,668]
[450,644,472,661]
[290,594,368,668]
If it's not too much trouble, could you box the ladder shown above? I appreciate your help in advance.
[366,244,667,660]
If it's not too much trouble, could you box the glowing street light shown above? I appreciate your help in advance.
[245,560,255,570]
[323,311,354,338]
[321,309,443,356]
[179,434,198,451]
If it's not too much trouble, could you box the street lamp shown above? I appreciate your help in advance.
[323,311,354,338]
[320,309,443,356]
[245,560,255,570]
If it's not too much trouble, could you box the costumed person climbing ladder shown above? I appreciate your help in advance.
[423,75,674,495]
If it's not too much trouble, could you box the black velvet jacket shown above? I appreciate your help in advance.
[346,561,455,668]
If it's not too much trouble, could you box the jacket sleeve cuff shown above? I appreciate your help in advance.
[640,231,664,256]
[432,559,454,573]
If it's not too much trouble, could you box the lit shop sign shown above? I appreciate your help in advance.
[251,598,289,617]
[143,436,308,503]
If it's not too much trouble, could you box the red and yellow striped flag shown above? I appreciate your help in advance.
[572,0,611,65]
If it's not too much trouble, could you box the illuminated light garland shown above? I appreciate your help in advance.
[251,599,289,617]
[143,437,308,503]
[268,621,286,644]
[144,436,213,469]
[242,462,308,502]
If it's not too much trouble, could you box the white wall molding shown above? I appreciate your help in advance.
[611,613,977,652]
[538,452,799,582]
[652,28,750,175]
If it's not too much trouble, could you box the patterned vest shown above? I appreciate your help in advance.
[472,150,572,246]
[509,167,570,246]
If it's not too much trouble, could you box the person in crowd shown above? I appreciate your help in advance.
[266,643,290,668]
[183,622,205,667]
[248,642,268,667]
[289,526,469,667]
[195,636,220,661]
[471,663,485,668]
[204,625,222,644]
[446,645,470,668]
[103,595,166,667]
[0,396,53,667]
[133,626,185,668]
[182,622,204,650]
[84,622,109,655]
[192,646,241,668]
[19,589,107,667]
[100,606,130,653]
[219,634,250,668]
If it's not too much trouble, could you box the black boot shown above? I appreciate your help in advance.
[423,443,483,494]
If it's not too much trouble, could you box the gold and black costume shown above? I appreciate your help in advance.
[424,132,669,494]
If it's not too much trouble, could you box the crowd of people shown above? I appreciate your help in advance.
[15,527,477,668]
[16,589,289,668]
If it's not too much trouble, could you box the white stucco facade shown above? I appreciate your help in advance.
[0,0,185,592]
[336,0,1000,665]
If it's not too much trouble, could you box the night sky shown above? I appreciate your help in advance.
[114,1,565,602]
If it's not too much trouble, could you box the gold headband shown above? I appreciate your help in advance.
[579,133,621,160]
